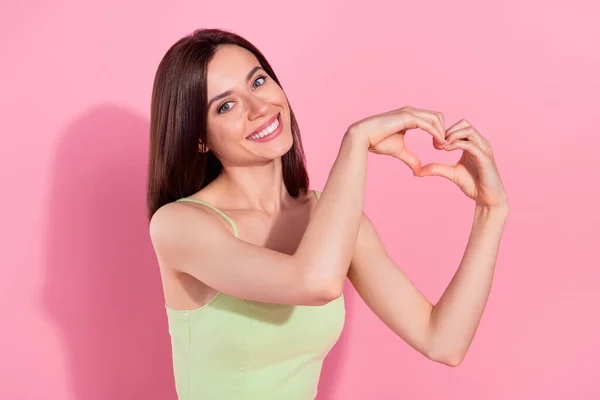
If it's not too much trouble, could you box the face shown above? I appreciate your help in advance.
[203,45,293,166]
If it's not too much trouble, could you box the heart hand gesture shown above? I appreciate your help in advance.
[418,119,508,209]
[348,106,508,209]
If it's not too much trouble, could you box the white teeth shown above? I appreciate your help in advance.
[248,116,280,140]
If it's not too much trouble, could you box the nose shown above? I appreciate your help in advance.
[246,93,269,120]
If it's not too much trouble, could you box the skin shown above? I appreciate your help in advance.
[149,44,509,368]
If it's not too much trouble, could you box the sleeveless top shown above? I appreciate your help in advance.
[165,190,346,399]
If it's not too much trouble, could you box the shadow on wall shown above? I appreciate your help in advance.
[39,103,354,399]
[41,105,176,400]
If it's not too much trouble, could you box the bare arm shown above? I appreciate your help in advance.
[347,213,435,358]
[150,132,368,306]
[427,205,508,365]
[348,207,507,367]
[349,117,509,366]
[149,107,445,306]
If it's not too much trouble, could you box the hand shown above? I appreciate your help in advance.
[347,106,447,175]
[418,119,508,209]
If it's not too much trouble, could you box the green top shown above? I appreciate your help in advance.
[166,191,346,399]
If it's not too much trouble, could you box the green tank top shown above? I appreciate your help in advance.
[165,190,346,399]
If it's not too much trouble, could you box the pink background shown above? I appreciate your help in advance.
[2,0,599,399]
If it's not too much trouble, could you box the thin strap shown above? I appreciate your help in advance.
[176,198,239,238]
[313,190,321,200]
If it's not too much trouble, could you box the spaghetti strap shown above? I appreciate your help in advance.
[176,198,239,238]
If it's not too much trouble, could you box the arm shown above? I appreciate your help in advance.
[350,118,509,366]
[348,207,507,367]
[427,205,508,365]
[149,107,445,306]
[149,132,368,306]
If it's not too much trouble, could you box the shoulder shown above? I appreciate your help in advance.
[148,199,226,249]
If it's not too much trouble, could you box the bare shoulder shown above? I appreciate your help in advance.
[149,200,229,253]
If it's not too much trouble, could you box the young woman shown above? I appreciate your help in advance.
[147,28,509,399]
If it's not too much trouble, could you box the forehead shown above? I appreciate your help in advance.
[206,45,261,96]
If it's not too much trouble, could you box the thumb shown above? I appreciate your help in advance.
[393,148,422,176]
[418,163,455,181]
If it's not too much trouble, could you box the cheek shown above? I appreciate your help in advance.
[207,118,245,149]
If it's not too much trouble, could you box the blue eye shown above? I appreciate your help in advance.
[217,101,233,114]
[253,75,266,89]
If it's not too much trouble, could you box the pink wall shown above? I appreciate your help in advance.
[2,0,599,399]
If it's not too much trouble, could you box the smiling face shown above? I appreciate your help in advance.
[203,44,293,166]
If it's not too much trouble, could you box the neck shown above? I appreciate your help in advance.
[217,157,290,215]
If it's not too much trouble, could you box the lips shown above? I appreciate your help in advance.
[246,113,280,139]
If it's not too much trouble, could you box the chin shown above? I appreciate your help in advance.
[271,130,294,158]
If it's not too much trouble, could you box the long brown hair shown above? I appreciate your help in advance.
[146,28,309,221]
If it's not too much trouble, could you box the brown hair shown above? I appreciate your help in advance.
[146,28,309,220]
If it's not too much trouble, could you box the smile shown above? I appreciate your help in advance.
[246,113,283,142]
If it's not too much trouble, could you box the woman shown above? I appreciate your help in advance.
[147,28,508,399]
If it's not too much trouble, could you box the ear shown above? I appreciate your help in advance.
[198,139,209,153]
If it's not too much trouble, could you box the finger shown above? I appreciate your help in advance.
[393,146,422,176]
[404,108,446,142]
[418,162,456,181]
[445,119,471,135]
[432,135,446,151]
[443,139,490,167]
[444,127,491,154]
[445,119,494,156]
[358,109,445,146]
[446,119,490,142]
[399,111,447,145]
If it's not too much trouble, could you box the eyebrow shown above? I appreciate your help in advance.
[207,66,264,109]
